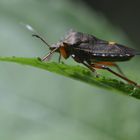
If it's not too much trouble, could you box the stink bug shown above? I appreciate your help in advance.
[26,25,140,87]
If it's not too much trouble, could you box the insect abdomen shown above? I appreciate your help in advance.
[90,54,134,62]
[73,41,137,62]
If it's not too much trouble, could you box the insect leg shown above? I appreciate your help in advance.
[94,64,138,86]
[82,62,100,77]
[95,62,125,76]
[114,63,125,76]
[41,47,59,61]
[58,53,62,63]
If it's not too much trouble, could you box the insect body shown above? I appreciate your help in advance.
[32,30,140,87]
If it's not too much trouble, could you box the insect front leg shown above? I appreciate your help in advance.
[41,47,59,61]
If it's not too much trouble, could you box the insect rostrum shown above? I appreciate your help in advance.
[33,30,140,87]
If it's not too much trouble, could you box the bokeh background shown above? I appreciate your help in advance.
[0,0,140,139]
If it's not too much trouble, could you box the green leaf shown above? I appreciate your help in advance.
[0,56,140,99]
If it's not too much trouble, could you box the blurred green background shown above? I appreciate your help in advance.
[0,0,140,139]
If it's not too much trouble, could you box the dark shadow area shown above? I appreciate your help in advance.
[75,0,140,48]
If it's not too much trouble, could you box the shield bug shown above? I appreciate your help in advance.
[26,25,140,87]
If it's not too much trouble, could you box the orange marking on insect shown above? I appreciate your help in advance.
[91,62,116,69]
[96,62,116,66]
[59,46,69,59]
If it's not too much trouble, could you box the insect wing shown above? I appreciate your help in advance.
[76,41,138,56]
[74,41,139,62]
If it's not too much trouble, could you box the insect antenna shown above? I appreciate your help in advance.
[22,23,51,49]
[21,23,61,61]
[32,34,51,49]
